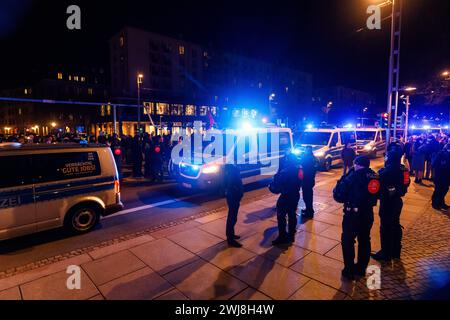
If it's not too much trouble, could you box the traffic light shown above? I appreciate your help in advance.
[379,113,389,128]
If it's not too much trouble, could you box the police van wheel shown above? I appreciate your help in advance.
[65,204,100,234]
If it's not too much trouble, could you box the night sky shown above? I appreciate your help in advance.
[0,0,449,107]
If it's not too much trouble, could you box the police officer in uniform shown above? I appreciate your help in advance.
[270,154,303,245]
[431,144,450,210]
[224,164,244,247]
[300,146,319,219]
[333,156,379,279]
[372,151,410,261]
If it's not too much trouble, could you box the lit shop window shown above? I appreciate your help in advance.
[143,102,154,115]
[156,103,169,115]
[106,104,111,115]
[68,75,72,81]
[101,105,105,116]
[24,89,29,95]
[88,88,93,96]
[74,76,79,82]
[57,72,63,80]
[81,77,86,82]
[179,45,185,55]
[185,105,196,116]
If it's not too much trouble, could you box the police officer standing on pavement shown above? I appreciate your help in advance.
[300,146,319,219]
[372,151,410,261]
[224,164,244,247]
[333,156,380,279]
[431,143,450,211]
[270,154,303,245]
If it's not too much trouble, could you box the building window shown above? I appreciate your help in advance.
[119,36,124,47]
[100,105,105,116]
[199,106,208,116]
[185,105,196,116]
[74,76,79,82]
[68,75,72,81]
[143,102,154,115]
[81,76,86,82]
[210,106,217,116]
[88,88,93,95]
[179,45,185,55]
[24,89,29,95]
[170,104,183,116]
[203,51,208,57]
[106,104,111,115]
[156,103,169,115]
[57,72,63,80]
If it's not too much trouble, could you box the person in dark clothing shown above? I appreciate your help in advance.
[423,136,440,180]
[431,144,450,210]
[372,151,410,261]
[404,137,413,174]
[270,154,303,245]
[224,164,244,247]
[411,138,425,183]
[300,146,319,219]
[142,133,153,178]
[150,136,165,182]
[131,135,143,177]
[341,142,356,176]
[110,134,122,180]
[333,156,380,279]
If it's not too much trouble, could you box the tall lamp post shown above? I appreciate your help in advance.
[137,73,144,136]
[385,0,403,150]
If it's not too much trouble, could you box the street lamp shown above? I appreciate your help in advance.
[51,122,57,128]
[400,86,417,140]
[137,73,144,136]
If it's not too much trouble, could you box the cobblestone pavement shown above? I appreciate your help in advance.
[0,176,449,300]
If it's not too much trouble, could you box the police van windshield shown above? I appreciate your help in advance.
[356,131,376,141]
[298,132,331,146]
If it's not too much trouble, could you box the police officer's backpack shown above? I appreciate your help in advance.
[333,176,348,203]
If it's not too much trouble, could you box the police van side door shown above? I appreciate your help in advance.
[0,155,36,240]
[328,133,341,163]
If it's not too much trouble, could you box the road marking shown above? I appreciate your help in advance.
[102,195,194,219]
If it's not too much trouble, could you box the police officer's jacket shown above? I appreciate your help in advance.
[334,167,379,210]
[270,165,303,198]
[224,165,244,201]
[300,154,319,187]
[378,164,410,200]
[432,150,450,185]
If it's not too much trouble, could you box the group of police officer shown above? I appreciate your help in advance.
[223,141,430,280]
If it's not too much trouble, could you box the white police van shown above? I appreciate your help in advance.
[0,143,123,241]
[294,127,356,171]
[355,127,386,158]
[177,127,293,191]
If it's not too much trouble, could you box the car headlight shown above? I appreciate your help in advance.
[202,164,220,174]
[364,144,373,150]
[292,148,301,156]
[314,151,325,157]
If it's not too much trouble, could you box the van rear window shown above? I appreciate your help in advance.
[33,152,101,183]
[0,156,32,188]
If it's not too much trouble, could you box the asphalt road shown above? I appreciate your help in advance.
[0,159,384,272]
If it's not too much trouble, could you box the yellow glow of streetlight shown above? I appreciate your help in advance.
[442,71,449,77]
[51,122,57,128]
[404,87,417,92]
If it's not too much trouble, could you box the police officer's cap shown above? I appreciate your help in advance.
[354,155,370,168]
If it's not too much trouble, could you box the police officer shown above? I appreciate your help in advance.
[333,156,379,279]
[372,151,410,261]
[431,143,450,210]
[300,146,319,219]
[271,154,303,245]
[131,135,143,177]
[224,164,244,247]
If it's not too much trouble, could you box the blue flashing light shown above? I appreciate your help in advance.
[306,124,313,130]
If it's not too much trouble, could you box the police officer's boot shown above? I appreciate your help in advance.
[372,224,393,261]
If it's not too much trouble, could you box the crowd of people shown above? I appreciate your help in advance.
[0,131,177,182]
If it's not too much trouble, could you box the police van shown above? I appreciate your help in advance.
[0,143,123,241]
[294,127,356,171]
[355,127,386,157]
[176,127,293,192]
